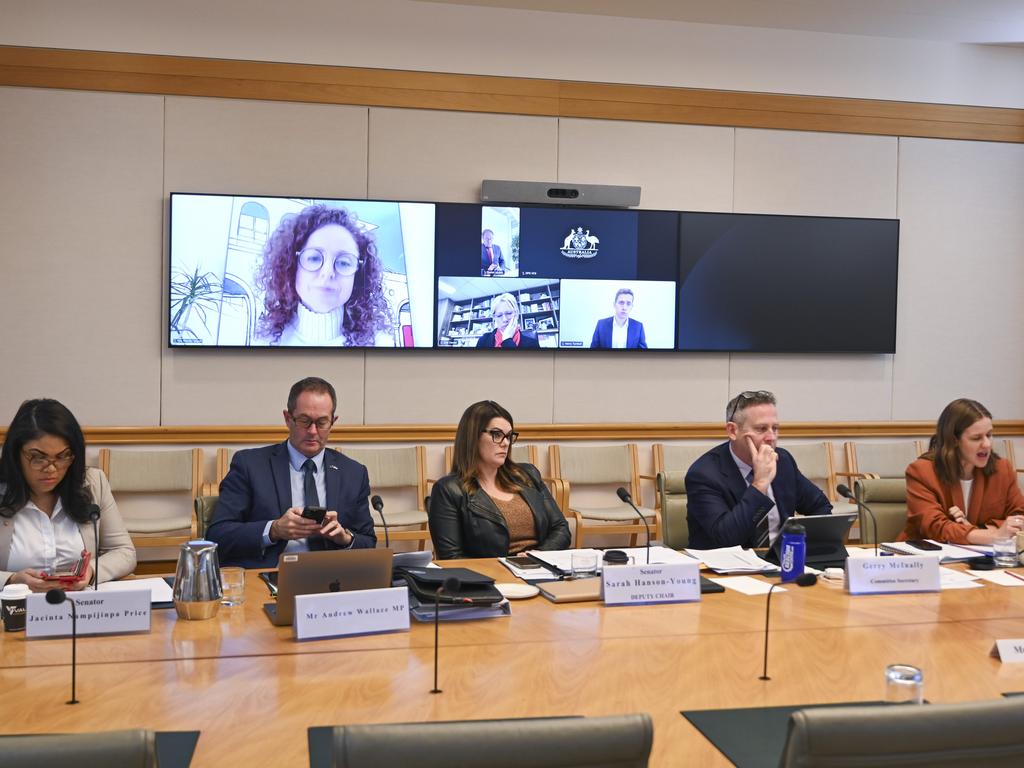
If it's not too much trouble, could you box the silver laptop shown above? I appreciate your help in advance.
[263,548,393,626]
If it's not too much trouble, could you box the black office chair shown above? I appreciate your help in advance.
[0,729,159,768]
[779,697,1024,767]
[329,714,653,768]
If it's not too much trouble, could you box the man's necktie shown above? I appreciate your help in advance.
[302,459,320,507]
[748,470,771,548]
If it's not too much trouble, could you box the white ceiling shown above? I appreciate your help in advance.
[419,0,1024,44]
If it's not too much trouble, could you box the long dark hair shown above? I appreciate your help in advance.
[924,398,999,487]
[451,400,530,493]
[0,399,93,522]
[255,204,392,345]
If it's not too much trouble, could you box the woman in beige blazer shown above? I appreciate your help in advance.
[0,398,135,590]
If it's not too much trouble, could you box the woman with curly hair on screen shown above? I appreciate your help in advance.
[255,204,394,346]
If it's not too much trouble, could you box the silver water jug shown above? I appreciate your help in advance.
[173,540,223,620]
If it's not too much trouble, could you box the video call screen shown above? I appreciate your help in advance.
[168,193,900,354]
[168,193,436,348]
[435,204,678,350]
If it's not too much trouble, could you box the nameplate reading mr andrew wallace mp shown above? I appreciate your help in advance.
[25,590,151,638]
[845,555,940,595]
[602,561,701,606]
[294,586,410,640]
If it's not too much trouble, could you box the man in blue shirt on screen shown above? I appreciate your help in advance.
[590,288,647,349]
[685,390,831,549]
[207,377,376,567]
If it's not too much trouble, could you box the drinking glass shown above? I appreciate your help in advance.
[993,536,1018,568]
[570,552,598,578]
[885,664,923,704]
[220,567,245,606]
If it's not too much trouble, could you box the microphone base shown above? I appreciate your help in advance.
[66,699,80,705]
[430,688,442,695]
[758,675,771,681]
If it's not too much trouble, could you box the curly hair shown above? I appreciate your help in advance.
[255,204,393,346]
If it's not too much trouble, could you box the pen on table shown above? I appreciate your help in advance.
[1003,569,1024,584]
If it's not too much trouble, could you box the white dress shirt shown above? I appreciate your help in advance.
[611,318,629,349]
[7,497,85,574]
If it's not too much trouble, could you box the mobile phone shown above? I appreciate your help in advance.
[301,505,327,525]
[905,539,942,552]
[505,555,542,569]
[42,549,92,582]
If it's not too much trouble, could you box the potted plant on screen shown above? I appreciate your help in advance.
[170,266,221,344]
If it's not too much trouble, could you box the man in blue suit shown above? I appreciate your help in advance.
[208,377,376,568]
[590,288,647,349]
[685,390,831,549]
[480,229,506,275]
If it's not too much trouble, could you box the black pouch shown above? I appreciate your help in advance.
[394,566,504,605]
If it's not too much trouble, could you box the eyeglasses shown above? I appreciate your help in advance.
[22,450,75,471]
[482,429,519,445]
[290,414,335,431]
[296,247,363,276]
[727,390,774,423]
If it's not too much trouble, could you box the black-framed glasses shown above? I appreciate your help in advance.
[296,247,362,276]
[22,450,75,471]
[482,429,519,445]
[290,414,335,431]
[726,390,774,423]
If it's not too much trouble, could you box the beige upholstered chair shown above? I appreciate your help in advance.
[549,444,660,548]
[0,729,159,767]
[341,446,431,550]
[656,470,689,549]
[779,697,1024,767]
[651,443,716,514]
[329,714,653,768]
[194,494,218,539]
[853,477,909,543]
[843,440,924,481]
[441,443,539,473]
[98,447,202,566]
[781,442,858,518]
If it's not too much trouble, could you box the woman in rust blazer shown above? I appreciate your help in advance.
[901,398,1024,545]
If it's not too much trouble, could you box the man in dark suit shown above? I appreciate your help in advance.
[590,288,647,349]
[480,229,506,275]
[685,390,831,549]
[208,377,376,568]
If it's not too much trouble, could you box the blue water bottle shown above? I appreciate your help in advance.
[779,519,806,583]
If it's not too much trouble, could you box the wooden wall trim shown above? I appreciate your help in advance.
[1,422,1021,445]
[1,46,1022,143]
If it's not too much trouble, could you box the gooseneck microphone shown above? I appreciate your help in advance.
[838,484,878,557]
[87,503,101,591]
[759,573,817,681]
[46,588,79,704]
[371,495,390,549]
[616,487,650,564]
[430,576,461,695]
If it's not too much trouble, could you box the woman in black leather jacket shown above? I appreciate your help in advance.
[428,400,570,559]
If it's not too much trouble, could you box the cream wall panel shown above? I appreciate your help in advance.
[892,138,1024,420]
[556,119,735,211]
[367,107,558,202]
[552,119,734,422]
[363,351,555,426]
[0,87,164,425]
[735,129,898,217]
[728,128,900,420]
[160,97,371,425]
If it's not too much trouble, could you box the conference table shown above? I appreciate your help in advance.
[3,559,1024,766]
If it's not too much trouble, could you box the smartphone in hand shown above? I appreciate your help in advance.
[301,506,327,525]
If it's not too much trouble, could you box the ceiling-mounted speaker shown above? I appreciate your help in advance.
[480,179,641,208]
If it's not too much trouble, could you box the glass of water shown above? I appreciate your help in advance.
[992,536,1018,568]
[220,567,245,606]
[570,551,598,579]
[885,664,923,704]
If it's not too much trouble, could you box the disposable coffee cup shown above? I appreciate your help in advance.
[1,583,30,632]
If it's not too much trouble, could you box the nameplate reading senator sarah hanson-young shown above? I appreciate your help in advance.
[294,586,410,640]
[845,555,940,595]
[25,590,151,638]
[602,561,701,606]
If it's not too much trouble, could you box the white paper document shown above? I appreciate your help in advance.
[968,569,1024,587]
[879,540,990,562]
[98,577,174,604]
[498,558,558,582]
[709,576,781,595]
[938,567,983,590]
[526,546,694,576]
[684,546,778,574]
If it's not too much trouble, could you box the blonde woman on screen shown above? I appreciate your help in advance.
[475,292,538,348]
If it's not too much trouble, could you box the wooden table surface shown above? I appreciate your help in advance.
[4,560,1024,767]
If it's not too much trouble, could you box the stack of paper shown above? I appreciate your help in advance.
[408,595,511,622]
[879,540,990,562]
[98,577,174,604]
[683,546,778,574]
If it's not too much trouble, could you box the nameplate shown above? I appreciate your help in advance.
[845,555,940,595]
[602,561,701,606]
[294,586,410,640]
[25,590,151,638]
[990,639,1024,663]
